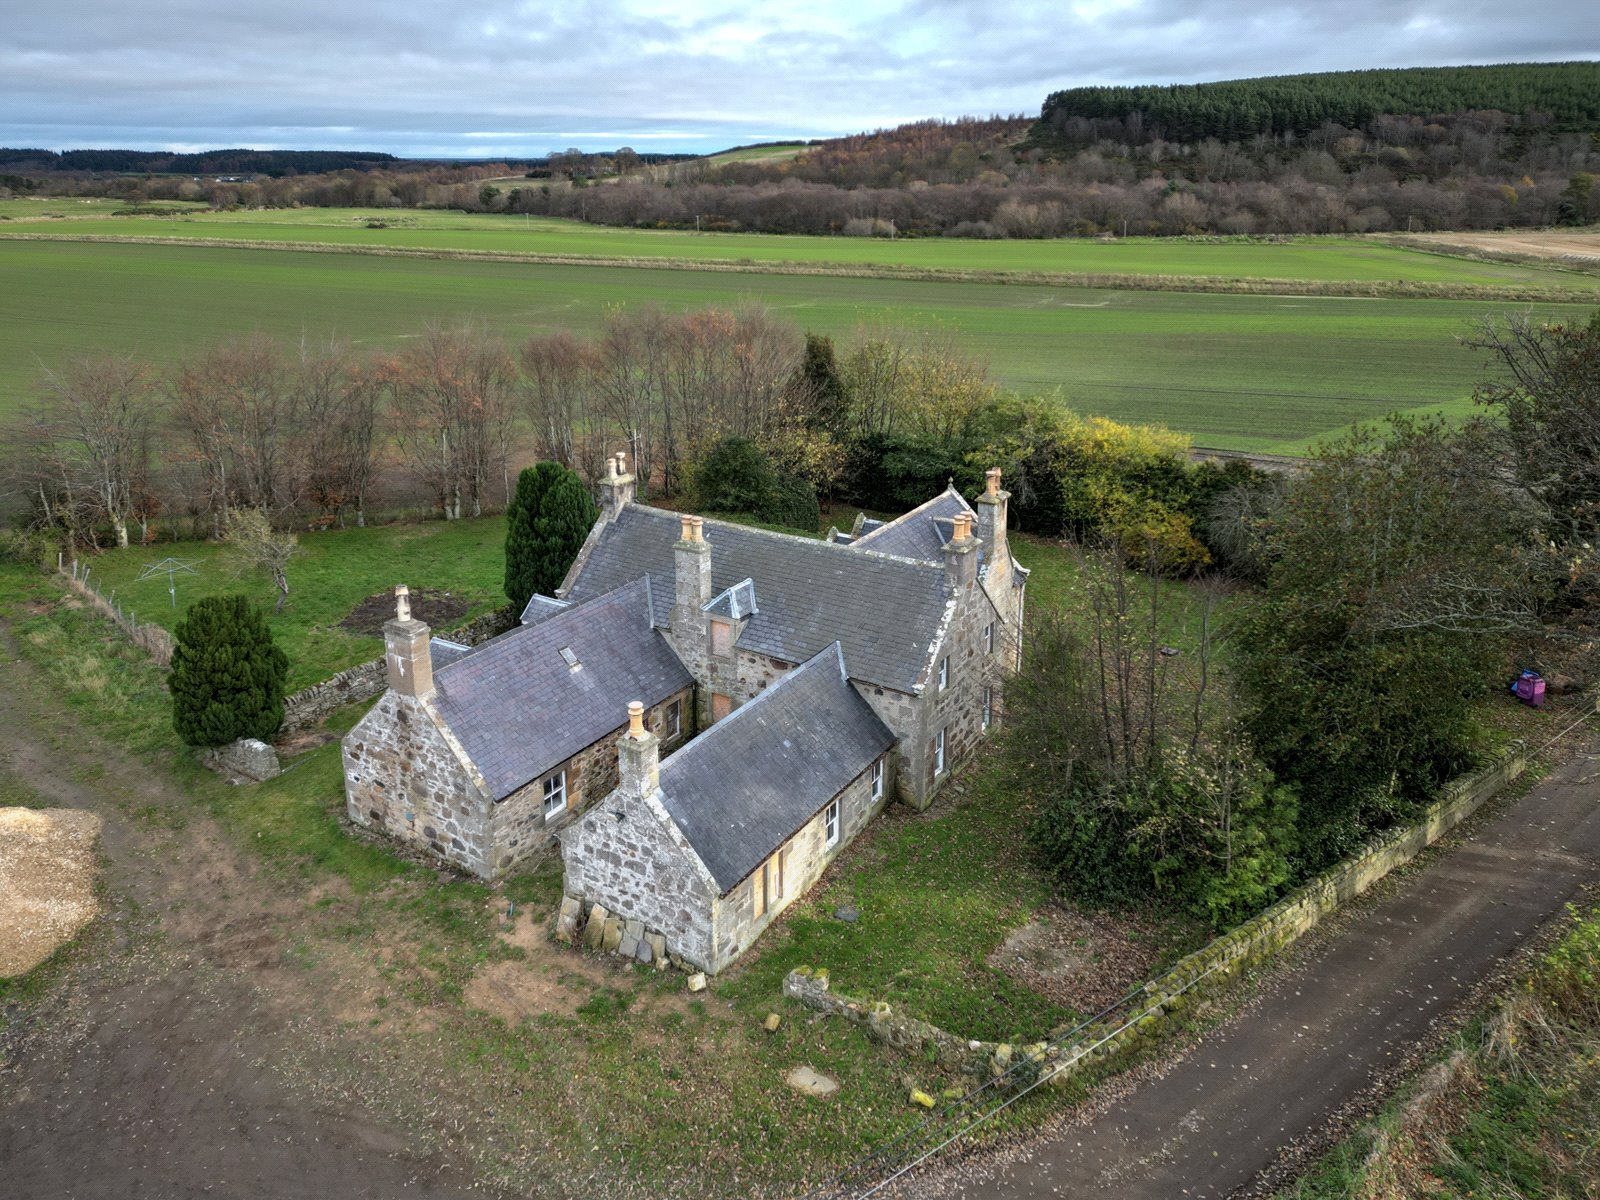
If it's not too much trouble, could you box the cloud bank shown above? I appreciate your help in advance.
[4,0,1594,155]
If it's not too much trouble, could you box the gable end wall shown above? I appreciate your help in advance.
[343,693,494,876]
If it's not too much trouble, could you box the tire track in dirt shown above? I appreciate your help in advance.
[0,621,490,1199]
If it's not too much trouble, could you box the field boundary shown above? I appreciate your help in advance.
[3,231,1596,302]
[795,739,1535,1198]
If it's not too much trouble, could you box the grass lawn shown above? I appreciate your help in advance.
[0,553,1199,1195]
[3,239,1593,451]
[3,205,1595,290]
[76,517,510,691]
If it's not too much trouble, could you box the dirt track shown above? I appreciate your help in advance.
[0,625,487,1200]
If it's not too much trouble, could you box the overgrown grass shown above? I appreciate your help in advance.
[75,517,508,690]
[1280,901,1600,1199]
[2,239,1594,451]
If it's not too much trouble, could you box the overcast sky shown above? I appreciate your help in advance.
[4,1,1595,157]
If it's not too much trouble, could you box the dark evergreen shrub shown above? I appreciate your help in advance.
[504,462,598,613]
[169,594,289,748]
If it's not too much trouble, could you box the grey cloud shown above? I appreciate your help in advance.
[3,0,1594,154]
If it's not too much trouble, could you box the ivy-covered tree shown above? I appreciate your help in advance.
[169,594,289,747]
[504,462,598,613]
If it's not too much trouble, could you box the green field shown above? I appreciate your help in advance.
[3,202,1596,289]
[2,238,1593,451]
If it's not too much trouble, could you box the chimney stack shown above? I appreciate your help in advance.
[618,699,660,798]
[384,584,434,698]
[598,450,636,519]
[943,513,978,589]
[973,467,1010,581]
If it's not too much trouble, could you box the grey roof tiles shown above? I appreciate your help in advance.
[564,506,952,693]
[849,488,975,564]
[656,645,895,894]
[431,577,692,800]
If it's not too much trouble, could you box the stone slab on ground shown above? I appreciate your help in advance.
[0,807,101,977]
[917,744,1600,1200]
[785,1066,840,1097]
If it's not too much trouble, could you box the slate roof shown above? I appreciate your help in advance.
[519,594,572,627]
[431,577,693,800]
[655,645,895,894]
[849,487,975,564]
[563,505,953,693]
[428,638,476,669]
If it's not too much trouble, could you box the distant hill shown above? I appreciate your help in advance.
[1032,61,1600,147]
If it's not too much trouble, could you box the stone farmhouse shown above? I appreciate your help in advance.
[341,456,1027,971]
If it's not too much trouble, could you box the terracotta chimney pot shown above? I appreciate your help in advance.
[628,700,645,738]
[986,468,1002,497]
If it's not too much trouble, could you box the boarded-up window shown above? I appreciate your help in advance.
[711,692,732,722]
[710,619,733,656]
[752,871,765,918]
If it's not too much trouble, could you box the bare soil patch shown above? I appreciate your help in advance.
[1402,229,1600,266]
[340,586,467,636]
[0,807,101,977]
[987,904,1171,1015]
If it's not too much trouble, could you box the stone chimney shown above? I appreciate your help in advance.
[384,584,434,698]
[943,512,978,590]
[618,700,660,798]
[598,451,637,520]
[973,467,1010,581]
[673,515,713,624]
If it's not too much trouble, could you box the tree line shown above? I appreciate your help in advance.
[1036,62,1600,147]
[1008,309,1600,928]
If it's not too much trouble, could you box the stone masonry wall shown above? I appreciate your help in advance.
[562,786,717,969]
[859,683,920,808]
[488,687,692,876]
[881,573,1005,811]
[781,741,1534,1092]
[342,692,494,876]
[284,606,515,736]
[710,761,884,972]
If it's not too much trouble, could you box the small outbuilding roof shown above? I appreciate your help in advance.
[655,644,895,894]
[431,577,692,800]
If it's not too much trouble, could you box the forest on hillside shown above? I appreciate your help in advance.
[1033,61,1600,146]
[4,63,1597,237]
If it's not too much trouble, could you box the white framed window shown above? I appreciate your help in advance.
[665,697,682,739]
[933,728,946,777]
[984,622,995,654]
[870,757,885,800]
[938,656,950,690]
[824,799,840,848]
[983,686,993,730]
[541,769,567,818]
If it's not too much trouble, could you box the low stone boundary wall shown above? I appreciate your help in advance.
[790,741,1532,1089]
[279,605,516,735]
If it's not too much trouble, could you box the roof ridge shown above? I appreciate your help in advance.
[658,642,845,779]
[850,486,974,549]
[629,503,945,575]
